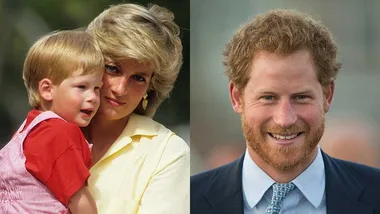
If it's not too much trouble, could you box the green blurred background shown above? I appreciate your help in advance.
[0,0,189,146]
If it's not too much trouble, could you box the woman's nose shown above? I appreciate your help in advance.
[111,76,129,96]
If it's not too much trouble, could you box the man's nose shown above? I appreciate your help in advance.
[273,99,297,128]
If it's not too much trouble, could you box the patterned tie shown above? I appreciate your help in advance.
[265,182,296,214]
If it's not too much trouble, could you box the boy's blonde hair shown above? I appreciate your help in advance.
[23,30,104,108]
[87,3,183,117]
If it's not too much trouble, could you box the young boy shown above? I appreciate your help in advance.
[0,30,103,213]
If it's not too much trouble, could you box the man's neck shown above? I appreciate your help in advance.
[248,147,318,183]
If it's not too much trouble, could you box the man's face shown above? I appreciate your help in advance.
[229,49,334,171]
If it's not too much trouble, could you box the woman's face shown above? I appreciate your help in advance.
[97,59,153,121]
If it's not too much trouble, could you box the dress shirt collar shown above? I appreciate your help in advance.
[292,148,325,208]
[242,147,325,209]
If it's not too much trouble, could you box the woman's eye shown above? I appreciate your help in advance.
[105,64,118,73]
[132,75,146,82]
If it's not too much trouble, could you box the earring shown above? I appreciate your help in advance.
[142,94,148,110]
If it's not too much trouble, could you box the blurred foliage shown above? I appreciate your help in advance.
[0,0,189,146]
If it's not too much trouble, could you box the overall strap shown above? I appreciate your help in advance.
[24,111,65,135]
[15,119,27,134]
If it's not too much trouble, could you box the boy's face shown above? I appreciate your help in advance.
[50,71,103,127]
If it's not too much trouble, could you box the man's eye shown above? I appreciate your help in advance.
[295,95,309,100]
[262,96,274,100]
[105,64,118,73]
[132,75,145,82]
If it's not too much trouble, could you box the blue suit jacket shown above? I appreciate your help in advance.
[191,150,380,214]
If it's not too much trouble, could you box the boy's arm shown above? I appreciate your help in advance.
[24,120,93,206]
[68,185,98,214]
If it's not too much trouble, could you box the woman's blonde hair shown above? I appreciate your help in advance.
[23,30,104,108]
[224,9,341,94]
[87,3,183,117]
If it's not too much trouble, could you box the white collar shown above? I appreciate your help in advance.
[242,147,325,208]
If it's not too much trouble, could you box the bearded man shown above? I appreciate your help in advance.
[191,9,380,214]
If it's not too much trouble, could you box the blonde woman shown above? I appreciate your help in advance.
[83,3,189,214]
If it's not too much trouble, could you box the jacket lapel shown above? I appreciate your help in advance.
[322,151,374,214]
[203,154,245,214]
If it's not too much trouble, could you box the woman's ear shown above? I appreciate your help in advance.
[38,78,54,101]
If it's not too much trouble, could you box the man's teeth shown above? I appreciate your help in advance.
[271,133,298,140]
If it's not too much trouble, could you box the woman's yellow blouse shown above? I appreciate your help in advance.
[88,114,190,214]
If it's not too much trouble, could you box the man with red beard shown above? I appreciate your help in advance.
[191,9,380,214]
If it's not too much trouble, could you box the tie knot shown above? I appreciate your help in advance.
[273,182,295,197]
[266,182,296,214]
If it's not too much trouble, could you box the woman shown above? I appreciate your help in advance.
[83,3,189,214]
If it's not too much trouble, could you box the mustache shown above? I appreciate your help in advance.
[262,123,309,135]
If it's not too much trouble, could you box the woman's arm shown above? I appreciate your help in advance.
[68,185,98,214]
[138,135,190,214]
